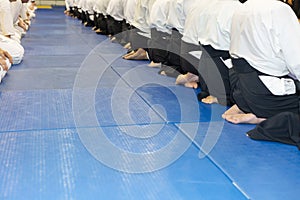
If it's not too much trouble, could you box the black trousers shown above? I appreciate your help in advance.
[158,29,183,77]
[180,40,201,76]
[106,16,123,39]
[247,112,300,150]
[179,40,208,92]
[147,28,170,63]
[128,28,149,51]
[232,58,300,118]
[121,21,131,44]
[293,0,300,18]
[165,29,182,67]
[197,45,234,105]
[96,14,108,35]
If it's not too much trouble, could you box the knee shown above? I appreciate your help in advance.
[11,43,25,65]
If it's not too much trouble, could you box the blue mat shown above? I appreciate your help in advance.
[134,86,226,123]
[113,64,176,88]
[12,55,87,69]
[111,57,150,68]
[25,43,93,56]
[0,86,165,132]
[0,66,125,90]
[178,122,300,200]
[0,6,298,200]
[0,128,246,200]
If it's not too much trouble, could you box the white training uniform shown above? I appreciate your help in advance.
[123,0,137,25]
[106,0,125,21]
[149,0,172,34]
[230,0,300,81]
[0,0,15,37]
[93,0,110,16]
[166,0,200,35]
[10,0,23,24]
[183,0,241,48]
[65,0,74,11]
[0,34,24,65]
[132,0,157,38]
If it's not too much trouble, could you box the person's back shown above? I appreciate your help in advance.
[223,0,300,124]
[230,0,300,79]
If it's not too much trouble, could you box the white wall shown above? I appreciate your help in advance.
[36,0,65,6]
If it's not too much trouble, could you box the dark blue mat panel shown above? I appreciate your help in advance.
[74,87,165,127]
[79,31,108,47]
[91,39,127,62]
[134,86,226,123]
[178,122,300,200]
[111,57,150,68]
[0,128,246,200]
[113,64,176,88]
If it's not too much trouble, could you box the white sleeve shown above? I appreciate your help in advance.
[274,5,300,81]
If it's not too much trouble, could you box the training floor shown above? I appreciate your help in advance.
[0,7,299,200]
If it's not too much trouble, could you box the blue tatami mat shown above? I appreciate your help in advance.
[0,90,75,132]
[111,57,150,68]
[11,55,87,69]
[0,128,246,200]
[135,85,226,123]
[113,64,176,88]
[178,122,300,200]
[25,43,93,56]
[0,68,121,90]
[1,6,298,200]
[0,87,165,132]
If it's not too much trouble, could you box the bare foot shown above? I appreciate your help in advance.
[148,61,161,68]
[184,81,198,89]
[123,48,148,60]
[123,42,131,49]
[202,95,218,104]
[160,70,166,76]
[110,37,117,42]
[222,104,244,119]
[224,113,266,124]
[122,50,135,59]
[222,104,266,124]
[176,72,199,85]
[95,28,102,33]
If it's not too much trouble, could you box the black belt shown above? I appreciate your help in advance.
[295,81,300,94]
[231,58,258,73]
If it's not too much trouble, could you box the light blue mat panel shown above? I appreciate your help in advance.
[12,55,87,69]
[0,67,122,90]
[0,69,79,90]
[22,34,88,47]
[0,90,75,132]
[0,128,247,200]
[0,87,165,132]
[178,122,300,200]
[25,43,93,56]
[0,53,125,90]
